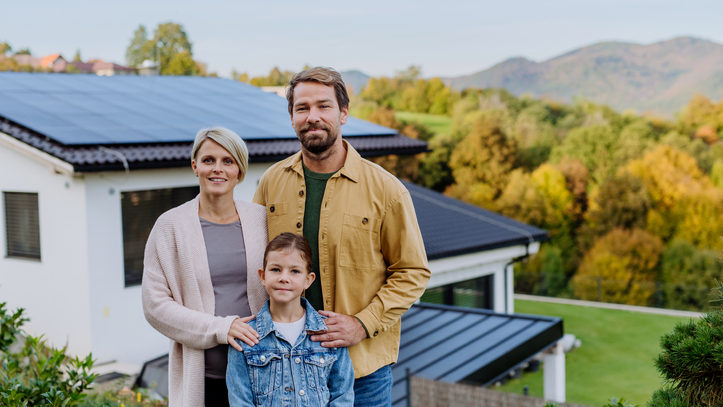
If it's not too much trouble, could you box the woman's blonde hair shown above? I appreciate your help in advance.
[191,127,249,182]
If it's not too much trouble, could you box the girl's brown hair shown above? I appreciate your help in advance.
[263,233,313,274]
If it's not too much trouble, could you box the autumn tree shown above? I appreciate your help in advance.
[572,228,662,305]
[248,66,295,87]
[660,240,723,311]
[550,124,619,185]
[579,173,651,250]
[446,117,517,207]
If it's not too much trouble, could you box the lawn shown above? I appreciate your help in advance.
[496,299,694,406]
[394,111,452,136]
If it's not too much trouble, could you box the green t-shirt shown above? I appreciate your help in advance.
[302,163,335,310]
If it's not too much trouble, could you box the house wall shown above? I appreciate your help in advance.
[427,242,540,313]
[83,163,269,365]
[0,134,92,356]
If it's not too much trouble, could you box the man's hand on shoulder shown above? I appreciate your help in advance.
[310,311,367,348]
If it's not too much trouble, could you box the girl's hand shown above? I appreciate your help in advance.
[227,315,259,350]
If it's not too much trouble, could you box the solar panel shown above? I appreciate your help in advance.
[0,72,396,145]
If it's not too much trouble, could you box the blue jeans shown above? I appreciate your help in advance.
[353,365,392,407]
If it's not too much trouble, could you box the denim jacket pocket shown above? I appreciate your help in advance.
[246,352,282,396]
[303,351,338,391]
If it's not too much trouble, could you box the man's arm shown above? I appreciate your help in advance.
[354,188,430,337]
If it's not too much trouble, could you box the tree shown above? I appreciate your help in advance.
[447,117,517,206]
[572,228,662,305]
[579,173,651,250]
[0,41,11,56]
[550,124,619,185]
[125,22,199,75]
[72,49,82,62]
[164,50,200,76]
[660,240,723,311]
[650,284,723,406]
[125,24,153,67]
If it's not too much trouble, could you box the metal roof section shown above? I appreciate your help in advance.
[403,181,548,259]
[0,72,396,145]
[391,303,563,407]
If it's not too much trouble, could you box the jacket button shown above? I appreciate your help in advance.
[260,355,266,362]
[296,222,302,228]
[362,217,368,225]
[299,190,304,197]
[373,330,379,337]
[294,357,301,364]
[319,357,325,363]
[269,205,275,213]
[299,390,305,396]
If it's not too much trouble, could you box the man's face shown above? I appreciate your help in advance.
[290,82,348,154]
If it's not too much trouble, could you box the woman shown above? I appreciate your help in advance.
[142,127,268,407]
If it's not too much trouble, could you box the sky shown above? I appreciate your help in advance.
[4,0,723,79]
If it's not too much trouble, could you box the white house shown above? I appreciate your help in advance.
[0,72,564,402]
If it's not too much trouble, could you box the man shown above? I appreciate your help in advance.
[253,67,430,406]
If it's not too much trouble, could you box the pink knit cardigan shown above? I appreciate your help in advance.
[142,196,268,407]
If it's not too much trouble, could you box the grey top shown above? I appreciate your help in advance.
[199,217,250,379]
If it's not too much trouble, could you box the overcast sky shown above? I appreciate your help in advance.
[4,0,723,78]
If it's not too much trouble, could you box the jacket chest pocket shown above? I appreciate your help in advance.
[302,352,338,391]
[266,202,291,239]
[339,213,381,270]
[245,352,282,396]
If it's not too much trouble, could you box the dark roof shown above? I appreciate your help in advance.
[0,72,396,145]
[403,181,548,259]
[0,117,426,172]
[391,303,563,406]
[0,72,427,171]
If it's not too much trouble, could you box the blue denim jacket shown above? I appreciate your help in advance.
[227,298,355,406]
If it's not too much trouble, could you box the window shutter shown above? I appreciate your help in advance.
[121,187,198,287]
[4,192,41,259]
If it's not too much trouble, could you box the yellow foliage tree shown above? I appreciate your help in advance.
[573,228,663,305]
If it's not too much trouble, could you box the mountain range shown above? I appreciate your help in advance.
[344,37,723,117]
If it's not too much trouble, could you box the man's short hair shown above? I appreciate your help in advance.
[286,67,350,114]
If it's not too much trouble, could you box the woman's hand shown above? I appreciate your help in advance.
[227,316,259,351]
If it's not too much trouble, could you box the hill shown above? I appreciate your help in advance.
[446,36,723,116]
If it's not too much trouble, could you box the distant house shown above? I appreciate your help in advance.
[91,60,137,76]
[0,72,565,401]
[38,53,67,72]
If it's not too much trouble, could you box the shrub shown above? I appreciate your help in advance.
[649,284,723,406]
[0,302,97,406]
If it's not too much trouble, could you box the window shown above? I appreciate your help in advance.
[420,275,494,310]
[4,192,41,260]
[121,186,198,287]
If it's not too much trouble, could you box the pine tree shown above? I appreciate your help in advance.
[649,283,723,406]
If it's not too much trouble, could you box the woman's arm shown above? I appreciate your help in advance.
[227,345,256,406]
[328,347,355,406]
[142,219,257,348]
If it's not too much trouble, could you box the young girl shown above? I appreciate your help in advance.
[227,233,355,406]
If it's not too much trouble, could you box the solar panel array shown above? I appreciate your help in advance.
[0,72,395,145]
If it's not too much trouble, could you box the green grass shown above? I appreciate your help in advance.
[394,111,452,136]
[497,299,694,406]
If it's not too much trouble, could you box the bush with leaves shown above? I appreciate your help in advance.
[0,302,97,406]
[649,284,723,406]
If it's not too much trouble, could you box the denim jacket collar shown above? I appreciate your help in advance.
[253,298,328,341]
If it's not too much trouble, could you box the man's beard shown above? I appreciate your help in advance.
[298,124,337,154]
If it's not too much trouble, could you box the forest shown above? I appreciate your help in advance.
[348,67,723,311]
